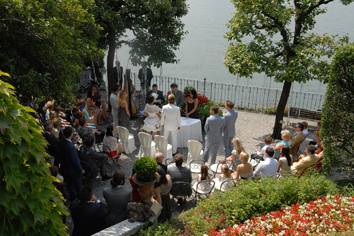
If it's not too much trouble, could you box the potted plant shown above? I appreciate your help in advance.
[132,157,158,185]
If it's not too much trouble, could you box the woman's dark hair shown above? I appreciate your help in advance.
[190,88,198,99]
[79,187,93,202]
[147,95,155,104]
[281,147,292,166]
[111,171,125,187]
[200,165,209,181]
[106,125,114,137]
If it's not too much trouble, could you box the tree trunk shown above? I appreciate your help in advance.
[107,38,116,103]
[272,81,292,139]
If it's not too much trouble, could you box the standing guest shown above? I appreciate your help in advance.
[138,66,153,90]
[231,152,253,180]
[71,187,109,236]
[253,147,278,178]
[57,127,82,200]
[103,172,131,226]
[161,95,181,154]
[117,90,130,129]
[203,106,225,165]
[147,84,165,106]
[44,124,60,165]
[291,145,318,176]
[109,85,119,127]
[87,85,101,107]
[103,125,119,158]
[223,100,238,157]
[143,95,161,135]
[302,121,309,137]
[277,147,292,177]
[184,89,199,118]
[167,83,184,107]
[290,122,305,159]
[44,100,55,121]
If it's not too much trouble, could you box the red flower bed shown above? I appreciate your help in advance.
[210,195,354,236]
[197,94,209,105]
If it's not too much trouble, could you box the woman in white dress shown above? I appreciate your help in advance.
[142,95,161,135]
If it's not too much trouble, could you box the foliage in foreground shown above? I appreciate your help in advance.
[321,43,354,180]
[140,175,340,236]
[212,195,354,236]
[0,79,67,235]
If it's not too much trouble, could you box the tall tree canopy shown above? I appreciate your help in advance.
[0,0,101,104]
[225,0,353,138]
[94,0,187,96]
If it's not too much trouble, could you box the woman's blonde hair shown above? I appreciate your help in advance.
[240,152,249,163]
[232,137,245,155]
[281,130,291,140]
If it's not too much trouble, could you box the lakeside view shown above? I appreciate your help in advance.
[1,1,353,236]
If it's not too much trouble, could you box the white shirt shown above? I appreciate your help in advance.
[110,93,119,110]
[160,103,181,131]
[303,129,309,137]
[253,157,278,177]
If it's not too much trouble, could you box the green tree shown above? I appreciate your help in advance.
[321,43,354,182]
[225,0,353,139]
[0,0,101,104]
[0,74,67,235]
[94,0,187,96]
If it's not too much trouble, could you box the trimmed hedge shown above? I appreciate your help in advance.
[0,79,67,235]
[140,175,339,236]
[321,43,354,180]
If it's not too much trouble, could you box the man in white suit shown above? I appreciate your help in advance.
[161,95,181,154]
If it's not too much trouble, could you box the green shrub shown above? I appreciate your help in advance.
[0,79,67,235]
[321,43,354,180]
[133,157,158,182]
[178,175,338,235]
[139,222,181,236]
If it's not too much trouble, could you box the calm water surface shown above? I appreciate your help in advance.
[116,0,354,94]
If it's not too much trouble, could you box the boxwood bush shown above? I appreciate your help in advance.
[140,175,339,236]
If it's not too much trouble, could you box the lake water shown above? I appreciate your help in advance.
[115,0,354,94]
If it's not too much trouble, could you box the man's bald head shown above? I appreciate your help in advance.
[168,94,175,104]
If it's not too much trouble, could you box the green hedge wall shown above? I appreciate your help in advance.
[321,43,354,181]
[0,79,67,235]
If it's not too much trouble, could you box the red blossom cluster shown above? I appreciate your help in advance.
[209,195,354,236]
[197,94,209,105]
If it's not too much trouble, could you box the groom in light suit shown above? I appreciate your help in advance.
[204,106,225,164]
[161,95,181,154]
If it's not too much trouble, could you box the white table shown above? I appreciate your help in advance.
[177,117,203,148]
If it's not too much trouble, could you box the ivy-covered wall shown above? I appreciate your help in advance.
[321,44,354,182]
[0,77,67,235]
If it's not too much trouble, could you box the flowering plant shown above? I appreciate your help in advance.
[197,94,209,105]
[210,195,354,236]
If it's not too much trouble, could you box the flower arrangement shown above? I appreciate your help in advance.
[197,94,209,105]
[133,157,158,184]
[210,195,354,236]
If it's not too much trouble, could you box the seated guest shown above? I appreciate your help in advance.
[87,84,101,107]
[260,135,273,155]
[290,122,305,159]
[71,187,109,236]
[168,154,192,200]
[167,83,184,107]
[44,124,60,165]
[103,172,131,226]
[302,121,309,137]
[277,147,292,177]
[50,165,68,201]
[219,164,232,181]
[253,147,278,178]
[147,84,165,106]
[142,95,161,135]
[103,125,119,158]
[95,102,110,129]
[232,152,253,180]
[154,166,172,222]
[291,145,318,176]
[274,130,291,158]
[154,152,167,172]
[198,165,211,181]
[184,88,199,118]
[225,150,240,170]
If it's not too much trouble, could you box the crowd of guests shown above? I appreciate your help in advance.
[39,80,324,236]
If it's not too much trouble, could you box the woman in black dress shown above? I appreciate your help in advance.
[184,89,199,118]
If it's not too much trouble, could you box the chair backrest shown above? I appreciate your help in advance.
[187,140,203,161]
[220,179,235,192]
[117,126,129,152]
[138,132,152,156]
[196,179,215,195]
[154,135,168,156]
[170,181,192,197]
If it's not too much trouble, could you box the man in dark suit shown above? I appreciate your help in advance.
[58,126,82,201]
[203,106,225,164]
[71,187,109,236]
[167,83,184,107]
[43,124,60,165]
[223,100,238,157]
[167,154,192,199]
[147,84,165,106]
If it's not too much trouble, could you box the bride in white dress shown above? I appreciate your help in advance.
[143,94,161,135]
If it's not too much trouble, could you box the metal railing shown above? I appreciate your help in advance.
[131,73,324,112]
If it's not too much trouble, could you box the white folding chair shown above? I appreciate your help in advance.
[138,132,153,157]
[187,140,204,174]
[193,179,215,200]
[219,179,236,192]
[154,135,173,164]
[116,126,129,154]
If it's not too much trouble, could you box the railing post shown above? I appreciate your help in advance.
[203,78,206,96]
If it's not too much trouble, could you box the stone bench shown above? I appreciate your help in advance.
[93,219,146,236]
